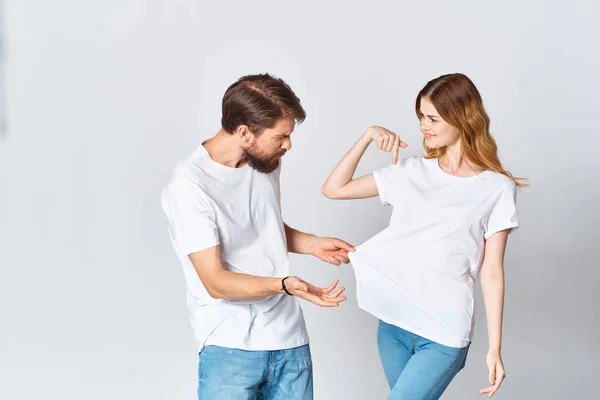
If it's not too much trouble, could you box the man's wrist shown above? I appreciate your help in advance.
[281,276,292,296]
[269,277,286,295]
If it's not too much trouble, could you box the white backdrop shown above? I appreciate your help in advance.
[1,1,598,399]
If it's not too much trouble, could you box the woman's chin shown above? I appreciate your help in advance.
[425,139,441,149]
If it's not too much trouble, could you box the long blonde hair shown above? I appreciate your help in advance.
[416,73,526,187]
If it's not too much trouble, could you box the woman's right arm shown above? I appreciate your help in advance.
[321,126,406,200]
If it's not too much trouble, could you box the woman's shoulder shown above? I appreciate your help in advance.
[484,170,515,186]
[396,154,427,168]
[481,171,518,198]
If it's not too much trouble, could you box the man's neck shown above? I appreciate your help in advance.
[202,129,247,168]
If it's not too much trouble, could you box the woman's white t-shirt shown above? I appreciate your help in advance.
[349,156,519,348]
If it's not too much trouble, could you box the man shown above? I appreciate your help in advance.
[161,73,354,399]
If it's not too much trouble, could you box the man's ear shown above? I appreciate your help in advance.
[234,125,253,143]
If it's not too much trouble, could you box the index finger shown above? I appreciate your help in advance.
[332,238,356,252]
[305,292,341,307]
[322,279,340,294]
[392,136,400,164]
[490,376,504,397]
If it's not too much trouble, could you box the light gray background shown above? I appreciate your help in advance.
[1,1,598,399]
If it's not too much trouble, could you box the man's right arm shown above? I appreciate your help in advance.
[189,245,283,299]
[163,181,346,306]
[189,245,346,306]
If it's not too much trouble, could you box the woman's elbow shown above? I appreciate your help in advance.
[321,185,340,199]
[480,265,505,283]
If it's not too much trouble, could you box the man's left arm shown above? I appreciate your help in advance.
[284,223,355,265]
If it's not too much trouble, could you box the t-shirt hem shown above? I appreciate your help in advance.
[182,240,220,256]
[359,304,470,349]
[198,335,310,353]
[484,223,519,240]
[372,170,389,205]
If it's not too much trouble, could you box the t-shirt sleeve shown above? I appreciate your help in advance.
[372,163,401,206]
[484,182,520,240]
[161,181,220,256]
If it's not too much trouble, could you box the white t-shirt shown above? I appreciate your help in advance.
[349,155,519,348]
[161,144,308,352]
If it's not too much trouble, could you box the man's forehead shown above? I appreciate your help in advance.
[275,118,294,130]
[265,120,294,136]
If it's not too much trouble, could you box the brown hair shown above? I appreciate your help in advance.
[221,73,306,135]
[416,73,527,187]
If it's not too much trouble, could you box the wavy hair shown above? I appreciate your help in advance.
[416,73,526,187]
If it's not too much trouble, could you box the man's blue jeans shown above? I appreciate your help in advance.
[198,344,313,400]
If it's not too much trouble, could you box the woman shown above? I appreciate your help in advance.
[322,73,524,399]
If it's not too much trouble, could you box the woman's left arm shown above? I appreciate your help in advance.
[479,229,510,398]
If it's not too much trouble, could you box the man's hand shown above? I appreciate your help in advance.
[308,236,355,266]
[284,277,346,307]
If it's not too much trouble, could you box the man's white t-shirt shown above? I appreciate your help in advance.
[161,144,308,352]
[349,155,519,348]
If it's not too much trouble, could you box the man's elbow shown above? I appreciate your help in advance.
[200,275,228,300]
[206,286,226,299]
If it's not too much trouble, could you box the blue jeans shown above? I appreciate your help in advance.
[377,320,470,400]
[198,344,313,400]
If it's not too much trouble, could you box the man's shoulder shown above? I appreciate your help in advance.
[162,151,214,202]
[162,179,209,206]
[168,146,213,183]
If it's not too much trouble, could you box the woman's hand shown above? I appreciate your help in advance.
[480,350,506,397]
[362,126,407,164]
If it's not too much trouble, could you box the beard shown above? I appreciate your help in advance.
[242,143,286,173]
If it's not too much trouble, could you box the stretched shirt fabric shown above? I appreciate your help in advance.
[349,156,519,348]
